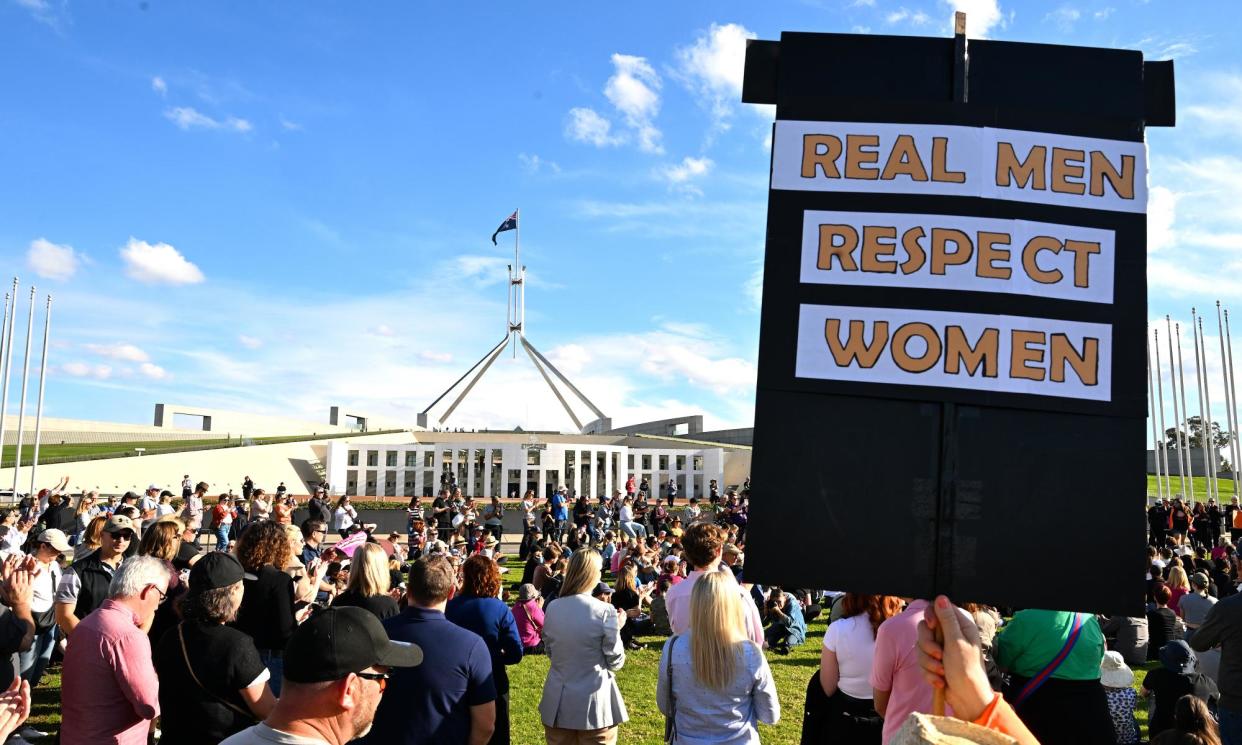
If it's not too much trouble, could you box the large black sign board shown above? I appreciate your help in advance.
[742,30,1175,616]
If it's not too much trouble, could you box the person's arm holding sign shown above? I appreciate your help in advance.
[917,596,1038,745]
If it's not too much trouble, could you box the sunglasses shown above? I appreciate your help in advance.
[356,670,389,692]
[108,531,135,542]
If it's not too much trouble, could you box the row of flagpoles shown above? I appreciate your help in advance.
[0,277,53,498]
[1148,301,1241,503]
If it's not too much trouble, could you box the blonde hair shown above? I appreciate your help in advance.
[688,571,749,691]
[615,562,638,595]
[347,543,391,597]
[1168,565,1191,591]
[560,548,602,597]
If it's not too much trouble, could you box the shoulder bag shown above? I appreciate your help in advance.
[1013,613,1085,706]
[664,634,680,744]
[177,624,259,722]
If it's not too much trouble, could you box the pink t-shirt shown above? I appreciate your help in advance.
[665,567,764,645]
[61,599,161,745]
[869,600,953,743]
[511,599,545,649]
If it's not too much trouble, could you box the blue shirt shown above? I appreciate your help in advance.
[361,606,496,745]
[445,594,524,678]
[656,635,780,744]
[551,494,568,521]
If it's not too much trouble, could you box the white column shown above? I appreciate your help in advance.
[684,454,693,501]
[604,451,614,498]
[467,449,476,498]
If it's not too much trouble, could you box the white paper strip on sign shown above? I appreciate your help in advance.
[800,210,1116,304]
[795,304,1112,401]
[771,120,1148,213]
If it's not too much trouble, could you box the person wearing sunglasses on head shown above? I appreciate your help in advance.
[55,514,134,638]
[60,555,171,745]
[221,606,423,745]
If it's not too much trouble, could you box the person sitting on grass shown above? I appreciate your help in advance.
[1150,694,1224,745]
[763,587,806,655]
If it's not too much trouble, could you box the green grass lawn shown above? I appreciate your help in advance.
[24,555,1164,743]
[1,430,403,469]
[1146,474,1237,500]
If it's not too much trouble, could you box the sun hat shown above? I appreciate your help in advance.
[104,514,135,534]
[1160,640,1199,675]
[518,583,539,602]
[1099,650,1135,688]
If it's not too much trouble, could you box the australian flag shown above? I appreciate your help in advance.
[491,210,518,244]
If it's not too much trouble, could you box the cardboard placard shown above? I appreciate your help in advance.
[742,31,1175,616]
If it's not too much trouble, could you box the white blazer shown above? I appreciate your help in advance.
[538,592,628,730]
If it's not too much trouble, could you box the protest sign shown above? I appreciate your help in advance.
[742,27,1175,615]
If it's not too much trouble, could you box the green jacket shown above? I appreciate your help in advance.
[995,609,1105,680]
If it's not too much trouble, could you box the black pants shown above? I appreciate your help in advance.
[489,665,510,745]
[1003,676,1115,745]
[620,615,651,646]
[800,671,881,745]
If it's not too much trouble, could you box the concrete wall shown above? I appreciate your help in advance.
[1147,447,1228,477]
[0,431,413,496]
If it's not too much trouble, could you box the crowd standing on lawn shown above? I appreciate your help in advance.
[0,477,1236,743]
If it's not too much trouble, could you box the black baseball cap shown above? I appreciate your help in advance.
[283,607,423,683]
[188,552,244,593]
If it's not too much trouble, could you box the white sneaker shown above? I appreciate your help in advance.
[16,725,46,739]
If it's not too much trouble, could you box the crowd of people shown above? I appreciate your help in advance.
[0,475,1238,744]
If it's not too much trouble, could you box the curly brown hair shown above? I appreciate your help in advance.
[461,554,501,598]
[236,520,292,573]
[840,593,904,634]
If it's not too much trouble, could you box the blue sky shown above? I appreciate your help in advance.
[0,0,1238,435]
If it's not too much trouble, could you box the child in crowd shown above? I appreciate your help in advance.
[1100,651,1140,745]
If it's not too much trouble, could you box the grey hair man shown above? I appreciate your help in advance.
[60,555,171,744]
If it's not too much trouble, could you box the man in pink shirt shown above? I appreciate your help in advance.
[871,599,955,743]
[665,523,764,644]
[61,555,171,745]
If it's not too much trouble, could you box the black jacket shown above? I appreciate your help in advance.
[69,551,116,621]
[1191,591,1242,710]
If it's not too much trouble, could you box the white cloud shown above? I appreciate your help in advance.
[238,335,263,349]
[151,76,167,96]
[1094,7,1114,19]
[850,0,877,6]
[83,342,150,362]
[14,0,64,28]
[370,325,396,337]
[1045,6,1081,31]
[744,264,763,312]
[418,350,454,364]
[941,0,1005,37]
[164,106,252,133]
[120,238,205,285]
[279,117,303,131]
[604,54,663,154]
[565,107,622,147]
[518,153,562,174]
[139,362,168,380]
[675,23,755,125]
[451,256,510,285]
[658,157,714,194]
[1148,186,1177,253]
[887,8,932,24]
[62,362,112,380]
[1185,74,1242,137]
[26,238,79,280]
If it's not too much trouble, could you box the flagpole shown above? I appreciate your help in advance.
[1155,328,1173,498]
[1226,308,1241,499]
[28,295,50,496]
[11,286,35,496]
[1193,310,1214,502]
[1167,316,1188,501]
[0,278,18,482]
[1148,336,1165,500]
[1176,322,1196,503]
[1200,316,1220,500]
[0,290,9,474]
[1219,302,1241,498]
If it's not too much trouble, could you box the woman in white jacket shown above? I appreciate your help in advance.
[539,548,628,744]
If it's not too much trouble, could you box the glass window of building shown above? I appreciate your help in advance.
[386,451,398,468]
[366,451,378,467]
[348,451,359,467]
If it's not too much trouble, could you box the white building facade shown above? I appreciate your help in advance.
[325,433,732,500]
